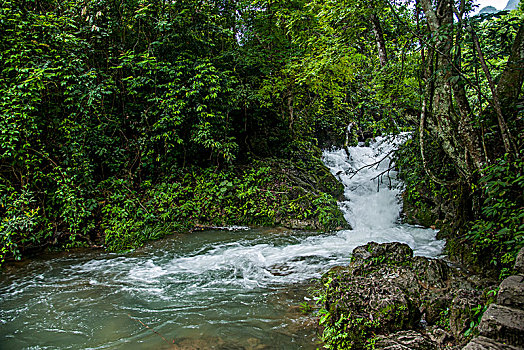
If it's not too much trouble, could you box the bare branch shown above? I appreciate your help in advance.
[349,149,396,179]
[128,314,175,346]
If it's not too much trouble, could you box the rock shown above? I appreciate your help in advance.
[426,326,454,347]
[374,330,438,350]
[323,275,418,334]
[497,275,524,309]
[423,294,453,326]
[318,242,492,349]
[412,256,450,290]
[351,241,413,265]
[463,336,520,350]
[478,304,524,347]
[514,247,524,274]
[449,289,483,341]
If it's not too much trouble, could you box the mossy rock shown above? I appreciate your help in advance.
[315,242,494,349]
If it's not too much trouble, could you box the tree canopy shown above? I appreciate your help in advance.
[1,0,522,273]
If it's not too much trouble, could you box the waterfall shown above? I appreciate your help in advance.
[324,133,406,230]
[320,133,444,257]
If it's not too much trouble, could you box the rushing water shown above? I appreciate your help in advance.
[0,136,445,349]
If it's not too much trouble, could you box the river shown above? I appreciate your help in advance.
[0,135,445,349]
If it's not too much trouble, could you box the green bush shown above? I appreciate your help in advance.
[0,186,43,263]
[466,152,524,278]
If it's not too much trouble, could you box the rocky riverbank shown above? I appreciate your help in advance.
[463,247,524,350]
[312,242,524,349]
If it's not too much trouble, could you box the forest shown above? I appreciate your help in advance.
[0,0,522,283]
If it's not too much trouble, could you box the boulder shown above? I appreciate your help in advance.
[463,336,520,350]
[514,247,524,275]
[322,274,418,338]
[374,330,438,350]
[318,242,492,349]
[426,326,454,348]
[351,241,413,265]
[497,275,524,309]
[412,256,450,290]
[478,304,524,347]
[449,289,483,341]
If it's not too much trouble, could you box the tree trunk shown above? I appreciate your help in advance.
[370,13,388,67]
[496,23,524,116]
[418,0,487,180]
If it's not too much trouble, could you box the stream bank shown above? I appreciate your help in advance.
[312,242,498,349]
[1,154,348,265]
[312,242,524,350]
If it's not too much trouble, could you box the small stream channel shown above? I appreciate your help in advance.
[0,135,445,349]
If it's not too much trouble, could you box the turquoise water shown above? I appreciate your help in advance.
[0,229,324,349]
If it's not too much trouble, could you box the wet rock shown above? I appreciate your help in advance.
[462,336,520,350]
[317,242,493,349]
[324,274,418,333]
[351,241,413,265]
[497,275,524,309]
[478,304,524,347]
[374,330,438,350]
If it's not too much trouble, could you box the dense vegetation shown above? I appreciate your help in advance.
[1,0,523,287]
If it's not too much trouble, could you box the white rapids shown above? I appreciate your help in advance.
[321,134,444,258]
[111,134,445,291]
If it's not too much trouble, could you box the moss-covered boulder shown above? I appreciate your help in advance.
[314,242,496,349]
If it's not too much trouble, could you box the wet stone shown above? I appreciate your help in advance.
[351,241,413,265]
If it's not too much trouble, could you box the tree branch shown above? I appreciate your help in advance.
[469,26,517,156]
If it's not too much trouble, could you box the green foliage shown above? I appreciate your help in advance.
[464,304,488,338]
[436,308,451,330]
[0,186,42,263]
[94,161,345,252]
[0,0,325,261]
[466,153,524,278]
